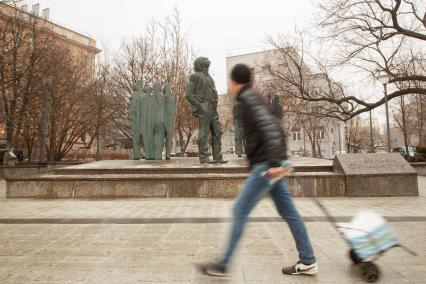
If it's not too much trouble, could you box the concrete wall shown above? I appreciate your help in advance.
[0,180,5,198]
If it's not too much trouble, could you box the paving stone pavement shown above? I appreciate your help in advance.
[0,178,425,283]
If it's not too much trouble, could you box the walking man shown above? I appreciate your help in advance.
[199,64,318,277]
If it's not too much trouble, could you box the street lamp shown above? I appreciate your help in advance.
[369,109,374,152]
[303,128,307,156]
[377,72,392,152]
[337,123,342,154]
[39,76,54,164]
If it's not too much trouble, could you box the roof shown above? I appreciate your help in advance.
[226,47,296,59]
[0,1,100,53]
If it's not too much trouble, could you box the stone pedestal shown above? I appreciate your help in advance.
[5,155,418,199]
[333,153,418,197]
[6,158,343,198]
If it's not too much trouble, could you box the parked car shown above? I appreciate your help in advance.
[392,146,415,156]
[414,147,426,162]
[0,140,7,165]
[392,146,416,161]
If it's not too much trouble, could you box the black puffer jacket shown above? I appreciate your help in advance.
[234,84,288,168]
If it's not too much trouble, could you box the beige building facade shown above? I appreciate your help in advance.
[0,2,101,149]
[225,49,346,158]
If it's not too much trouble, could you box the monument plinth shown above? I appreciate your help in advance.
[333,153,418,197]
[5,158,344,198]
[5,155,418,199]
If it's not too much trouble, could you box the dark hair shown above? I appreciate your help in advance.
[231,64,251,84]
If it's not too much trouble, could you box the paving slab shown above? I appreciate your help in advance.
[0,178,425,283]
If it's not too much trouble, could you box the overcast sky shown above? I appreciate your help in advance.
[22,0,314,94]
[19,0,389,126]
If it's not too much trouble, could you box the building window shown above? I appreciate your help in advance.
[316,128,325,140]
[309,88,320,97]
[310,106,320,114]
[292,128,301,142]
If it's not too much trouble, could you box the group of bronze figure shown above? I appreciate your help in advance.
[130,81,176,160]
[130,56,280,163]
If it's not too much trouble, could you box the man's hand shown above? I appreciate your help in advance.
[267,167,291,178]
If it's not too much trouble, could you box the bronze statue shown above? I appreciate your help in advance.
[152,81,165,160]
[130,80,143,160]
[272,95,283,121]
[233,104,244,158]
[141,84,155,160]
[131,81,177,161]
[164,84,176,160]
[186,57,228,164]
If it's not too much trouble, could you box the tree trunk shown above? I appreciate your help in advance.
[400,96,411,159]
[13,20,37,150]
[8,30,21,149]
[309,132,316,158]
[23,115,31,160]
[416,95,424,147]
[177,122,185,154]
[316,139,322,158]
[48,100,57,162]
[183,132,193,153]
[96,130,101,161]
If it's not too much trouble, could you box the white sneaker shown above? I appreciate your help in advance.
[282,261,318,275]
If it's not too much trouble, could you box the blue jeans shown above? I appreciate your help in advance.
[220,162,316,265]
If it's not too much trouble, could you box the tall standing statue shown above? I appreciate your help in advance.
[152,81,165,160]
[164,84,177,160]
[186,57,228,164]
[272,95,284,122]
[132,81,177,161]
[233,104,244,158]
[141,84,155,160]
[130,80,143,160]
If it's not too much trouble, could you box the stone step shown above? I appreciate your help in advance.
[54,165,334,175]
[6,172,345,199]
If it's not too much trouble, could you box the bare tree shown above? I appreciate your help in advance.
[316,0,425,119]
[109,9,196,154]
[412,94,426,146]
[0,1,56,161]
[156,8,197,153]
[392,95,417,154]
[109,23,158,140]
[346,116,361,152]
[91,57,115,160]
[263,1,425,121]
[391,92,426,152]
[41,44,96,161]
